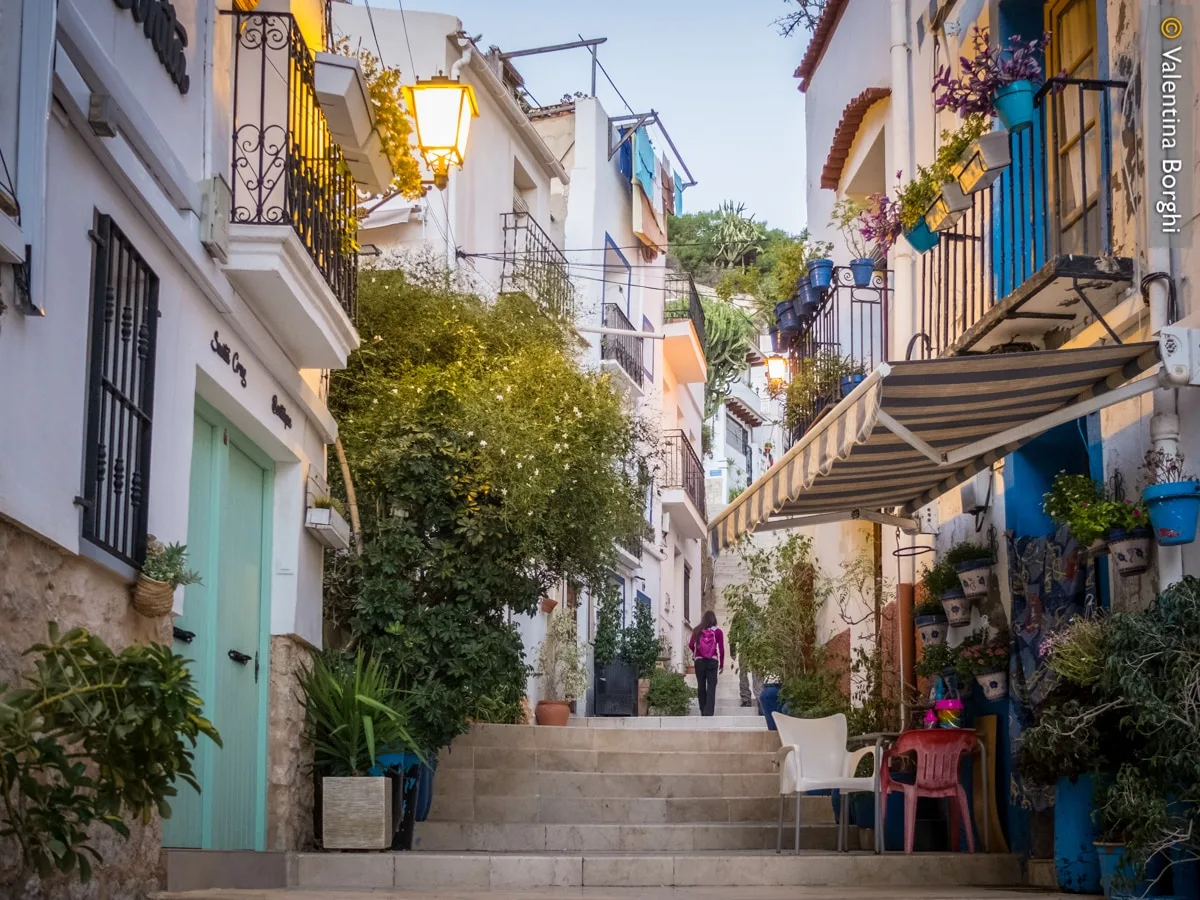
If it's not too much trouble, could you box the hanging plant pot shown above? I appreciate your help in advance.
[314,52,376,150]
[953,130,1012,195]
[849,258,876,287]
[131,574,175,618]
[1106,527,1153,576]
[793,280,822,318]
[915,613,948,647]
[840,373,866,397]
[807,258,835,292]
[954,558,994,599]
[540,596,559,614]
[768,326,781,352]
[775,301,800,333]
[342,129,394,196]
[940,587,972,627]
[995,80,1037,132]
[924,181,973,233]
[1144,481,1200,545]
[306,506,352,551]
[903,221,940,254]
[975,670,1009,701]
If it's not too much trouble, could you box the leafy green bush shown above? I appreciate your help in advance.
[299,650,417,776]
[621,600,662,679]
[0,624,220,881]
[645,669,693,717]
[917,560,959,611]
[944,542,992,566]
[1041,472,1151,544]
[592,586,623,669]
[915,643,958,679]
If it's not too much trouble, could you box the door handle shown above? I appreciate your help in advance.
[228,649,252,665]
[173,627,196,644]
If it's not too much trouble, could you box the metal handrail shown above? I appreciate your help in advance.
[662,429,706,520]
[664,273,707,355]
[600,303,644,386]
[499,211,575,320]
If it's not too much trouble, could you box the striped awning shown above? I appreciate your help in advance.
[710,343,1161,554]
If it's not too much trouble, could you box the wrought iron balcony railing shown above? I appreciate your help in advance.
[918,78,1127,358]
[787,266,889,444]
[499,211,575,320]
[600,302,644,387]
[663,272,707,355]
[231,12,358,319]
[662,429,707,521]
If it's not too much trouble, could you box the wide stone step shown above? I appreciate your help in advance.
[429,792,832,826]
[412,821,841,852]
[276,851,1024,891]
[442,746,777,775]
[575,714,766,729]
[436,769,793,801]
[450,722,779,753]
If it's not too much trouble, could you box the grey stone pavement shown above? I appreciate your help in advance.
[159,888,1081,899]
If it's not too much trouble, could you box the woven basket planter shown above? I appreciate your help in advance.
[131,574,175,618]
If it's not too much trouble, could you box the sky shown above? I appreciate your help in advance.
[344,0,810,234]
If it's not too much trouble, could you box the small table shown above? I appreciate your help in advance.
[847,730,989,854]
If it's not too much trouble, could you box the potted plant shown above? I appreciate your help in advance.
[306,495,352,551]
[793,279,822,319]
[924,117,991,232]
[858,190,904,257]
[914,642,957,680]
[830,198,883,287]
[645,667,694,717]
[1141,447,1200,546]
[945,115,1012,195]
[775,299,801,334]
[622,601,664,717]
[593,588,637,716]
[133,538,202,617]
[956,629,1009,700]
[1106,498,1153,576]
[535,610,588,725]
[1043,472,1115,553]
[919,559,960,635]
[896,168,941,253]
[933,27,1051,132]
[807,256,835,292]
[768,325,781,352]
[945,540,994,600]
[300,651,418,850]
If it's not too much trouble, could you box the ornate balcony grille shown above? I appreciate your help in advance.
[664,272,707,354]
[600,302,644,387]
[918,78,1125,358]
[231,12,358,319]
[662,429,707,521]
[499,211,575,320]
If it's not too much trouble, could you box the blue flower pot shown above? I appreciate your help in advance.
[903,220,940,254]
[793,280,822,318]
[995,79,1036,131]
[759,683,782,731]
[1144,481,1200,545]
[775,301,800,334]
[1095,843,1165,899]
[808,258,834,291]
[769,326,781,352]
[849,258,876,287]
[840,373,865,397]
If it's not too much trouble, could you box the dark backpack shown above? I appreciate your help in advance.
[696,628,718,659]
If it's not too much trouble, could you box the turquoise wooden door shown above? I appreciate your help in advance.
[163,405,271,851]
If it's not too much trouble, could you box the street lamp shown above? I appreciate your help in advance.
[765,354,789,383]
[402,75,479,190]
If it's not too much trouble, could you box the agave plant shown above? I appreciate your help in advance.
[299,651,420,777]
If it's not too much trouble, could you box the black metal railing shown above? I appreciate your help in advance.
[664,272,707,355]
[618,530,644,561]
[662,429,707,521]
[600,303,644,387]
[231,12,358,319]
[500,211,575,320]
[787,266,888,443]
[918,78,1124,357]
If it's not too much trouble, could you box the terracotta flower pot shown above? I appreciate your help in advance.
[540,596,558,614]
[131,573,175,618]
[534,700,571,726]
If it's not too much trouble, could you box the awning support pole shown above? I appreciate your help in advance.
[943,374,1161,467]
[876,410,945,465]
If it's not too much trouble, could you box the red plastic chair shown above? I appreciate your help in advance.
[880,729,977,854]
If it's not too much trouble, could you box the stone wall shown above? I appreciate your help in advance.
[0,516,169,899]
[266,633,316,852]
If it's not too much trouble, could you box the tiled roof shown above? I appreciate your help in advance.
[793,0,851,93]
[820,87,891,190]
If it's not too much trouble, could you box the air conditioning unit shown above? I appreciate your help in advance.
[200,175,231,263]
[661,511,671,533]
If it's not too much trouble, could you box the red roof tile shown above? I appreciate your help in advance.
[793,0,851,93]
[820,87,890,190]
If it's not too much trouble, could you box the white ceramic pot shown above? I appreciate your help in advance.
[941,591,972,627]
[975,671,1008,701]
[1108,529,1152,577]
[915,615,948,647]
[955,560,993,599]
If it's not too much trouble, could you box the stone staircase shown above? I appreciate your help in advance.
[416,722,836,852]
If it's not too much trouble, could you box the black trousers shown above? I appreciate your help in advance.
[695,657,719,716]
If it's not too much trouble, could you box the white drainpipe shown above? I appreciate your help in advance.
[889,0,916,370]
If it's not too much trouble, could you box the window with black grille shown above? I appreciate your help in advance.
[81,214,159,567]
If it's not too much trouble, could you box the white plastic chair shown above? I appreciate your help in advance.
[773,712,879,854]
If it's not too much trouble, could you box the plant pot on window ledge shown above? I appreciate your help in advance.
[306,506,352,551]
[314,52,376,150]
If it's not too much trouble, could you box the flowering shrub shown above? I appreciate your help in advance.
[956,630,1009,677]
[1042,472,1146,543]
[933,28,1050,118]
[1143,447,1197,484]
[858,190,903,253]
[1040,616,1107,686]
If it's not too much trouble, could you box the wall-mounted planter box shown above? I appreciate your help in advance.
[314,52,376,150]
[342,129,394,196]
[306,505,352,551]
[953,131,1011,195]
[924,181,972,233]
